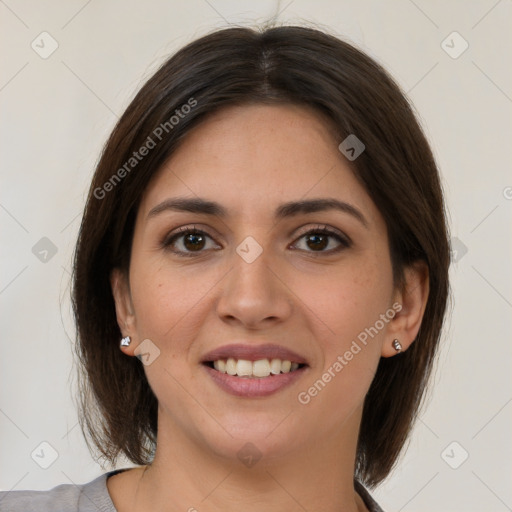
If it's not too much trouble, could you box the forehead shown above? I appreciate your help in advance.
[139,104,377,223]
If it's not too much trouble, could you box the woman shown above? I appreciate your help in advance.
[0,24,449,512]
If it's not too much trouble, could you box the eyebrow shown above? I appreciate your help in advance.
[148,197,369,228]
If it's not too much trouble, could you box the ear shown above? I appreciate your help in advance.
[110,268,137,356]
[381,261,429,357]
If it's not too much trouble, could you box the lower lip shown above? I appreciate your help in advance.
[203,364,307,398]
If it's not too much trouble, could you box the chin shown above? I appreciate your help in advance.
[197,409,311,464]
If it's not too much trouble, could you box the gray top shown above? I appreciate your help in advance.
[0,469,384,511]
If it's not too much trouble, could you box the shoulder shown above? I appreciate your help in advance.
[0,470,123,512]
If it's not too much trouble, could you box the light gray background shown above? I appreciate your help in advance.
[1,1,511,510]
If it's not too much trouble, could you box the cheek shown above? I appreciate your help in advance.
[128,256,220,348]
[304,259,393,348]
[295,268,391,430]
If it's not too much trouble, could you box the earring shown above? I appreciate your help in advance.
[392,339,402,353]
[120,336,131,347]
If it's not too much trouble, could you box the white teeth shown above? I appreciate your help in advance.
[213,360,226,372]
[253,359,271,377]
[226,357,237,375]
[210,358,302,377]
[236,359,253,376]
[270,358,282,375]
[281,360,292,373]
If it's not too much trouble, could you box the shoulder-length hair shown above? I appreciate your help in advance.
[72,24,450,488]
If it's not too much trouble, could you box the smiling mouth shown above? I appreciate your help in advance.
[204,358,307,378]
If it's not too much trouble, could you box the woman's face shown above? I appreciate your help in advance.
[113,104,408,463]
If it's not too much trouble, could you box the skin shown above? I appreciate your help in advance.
[109,104,429,512]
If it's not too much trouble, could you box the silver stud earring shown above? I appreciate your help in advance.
[392,339,402,353]
[120,336,131,347]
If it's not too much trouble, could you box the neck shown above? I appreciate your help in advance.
[132,406,368,512]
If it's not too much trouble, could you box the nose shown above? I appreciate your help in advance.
[216,245,293,330]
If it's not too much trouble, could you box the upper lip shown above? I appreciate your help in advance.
[201,343,308,365]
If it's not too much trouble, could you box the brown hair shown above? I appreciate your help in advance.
[72,23,450,488]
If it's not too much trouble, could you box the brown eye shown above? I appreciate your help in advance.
[304,233,329,251]
[182,232,206,251]
[292,226,351,254]
[163,227,220,257]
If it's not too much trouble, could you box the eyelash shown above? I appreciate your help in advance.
[161,224,351,258]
